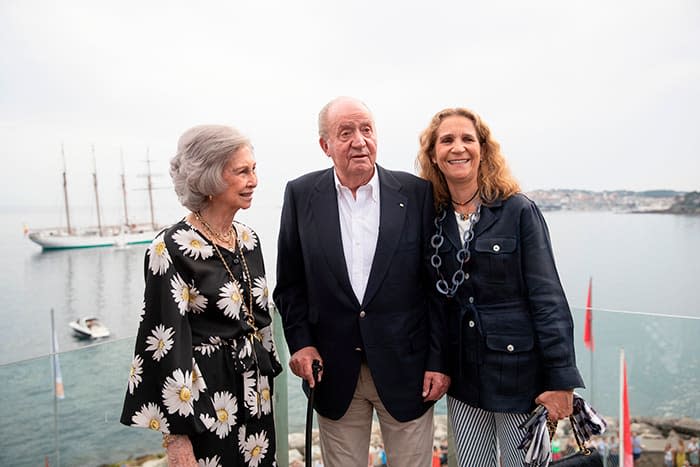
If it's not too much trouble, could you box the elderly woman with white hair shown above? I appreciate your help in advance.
[120,125,282,466]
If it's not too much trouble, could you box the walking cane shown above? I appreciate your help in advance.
[305,359,322,467]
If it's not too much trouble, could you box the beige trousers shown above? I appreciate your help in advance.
[317,363,434,467]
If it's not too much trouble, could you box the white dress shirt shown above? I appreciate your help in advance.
[334,168,380,303]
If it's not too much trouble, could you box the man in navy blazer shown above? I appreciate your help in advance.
[274,97,449,466]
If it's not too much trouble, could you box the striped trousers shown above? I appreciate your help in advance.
[447,396,530,467]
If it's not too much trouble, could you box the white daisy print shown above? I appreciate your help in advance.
[259,326,275,353]
[217,281,243,319]
[258,376,272,415]
[238,425,247,452]
[147,232,172,275]
[238,338,253,360]
[145,324,175,362]
[138,301,145,323]
[200,391,238,439]
[242,430,269,467]
[198,456,222,467]
[191,359,207,401]
[195,336,223,357]
[172,228,213,260]
[242,371,257,415]
[131,402,170,433]
[128,354,144,394]
[235,224,258,251]
[243,372,272,417]
[170,274,208,315]
[170,274,191,315]
[251,277,269,309]
[162,369,194,417]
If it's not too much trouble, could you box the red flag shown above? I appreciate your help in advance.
[583,278,593,350]
[620,350,633,467]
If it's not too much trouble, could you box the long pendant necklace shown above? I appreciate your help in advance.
[430,204,481,297]
[193,212,257,334]
[194,212,265,415]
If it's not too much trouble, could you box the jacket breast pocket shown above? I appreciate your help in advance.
[484,333,538,397]
[474,236,516,284]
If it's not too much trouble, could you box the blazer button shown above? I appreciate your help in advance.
[468,320,475,328]
[506,344,515,352]
[359,310,366,318]
[468,296,474,304]
[354,347,362,352]
[493,244,501,252]
[465,273,470,280]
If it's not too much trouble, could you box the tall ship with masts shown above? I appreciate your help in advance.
[27,145,167,250]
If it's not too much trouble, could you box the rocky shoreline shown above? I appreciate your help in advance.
[108,415,700,466]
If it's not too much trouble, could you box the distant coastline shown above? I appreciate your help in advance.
[526,189,700,215]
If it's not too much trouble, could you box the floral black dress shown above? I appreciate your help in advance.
[120,219,282,467]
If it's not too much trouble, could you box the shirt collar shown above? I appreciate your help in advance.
[333,165,379,202]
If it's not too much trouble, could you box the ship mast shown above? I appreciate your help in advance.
[91,145,104,236]
[61,144,73,235]
[120,148,130,226]
[145,147,156,230]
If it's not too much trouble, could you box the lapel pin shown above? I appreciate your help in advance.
[399,202,405,208]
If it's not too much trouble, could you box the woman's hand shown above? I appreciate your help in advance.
[165,434,198,467]
[535,389,574,421]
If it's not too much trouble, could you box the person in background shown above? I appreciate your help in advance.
[439,440,449,466]
[596,436,609,464]
[687,437,699,467]
[416,107,585,466]
[120,125,282,466]
[375,444,387,467]
[609,435,620,467]
[274,96,450,467]
[551,437,562,460]
[632,431,643,464]
[665,443,676,467]
[676,439,688,467]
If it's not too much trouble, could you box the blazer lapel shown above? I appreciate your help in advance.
[310,170,358,305]
[474,198,503,237]
[443,205,462,251]
[362,166,407,307]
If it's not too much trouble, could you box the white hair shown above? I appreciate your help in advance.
[317,96,372,140]
[169,124,251,212]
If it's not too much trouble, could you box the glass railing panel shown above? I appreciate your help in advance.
[570,306,699,420]
[1,307,697,466]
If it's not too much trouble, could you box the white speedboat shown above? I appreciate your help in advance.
[69,317,111,339]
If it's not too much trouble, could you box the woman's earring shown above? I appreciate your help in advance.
[208,194,213,201]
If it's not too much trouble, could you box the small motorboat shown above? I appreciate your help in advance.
[69,317,110,339]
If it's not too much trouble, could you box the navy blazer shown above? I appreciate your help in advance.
[434,194,584,413]
[273,165,448,422]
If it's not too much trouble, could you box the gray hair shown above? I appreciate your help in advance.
[170,124,251,212]
[318,96,372,140]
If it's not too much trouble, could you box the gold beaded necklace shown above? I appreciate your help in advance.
[194,211,235,250]
[193,212,258,335]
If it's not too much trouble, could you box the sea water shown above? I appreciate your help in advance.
[1,204,699,466]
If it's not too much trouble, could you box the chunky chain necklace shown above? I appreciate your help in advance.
[430,204,481,297]
[194,213,259,335]
[194,211,235,250]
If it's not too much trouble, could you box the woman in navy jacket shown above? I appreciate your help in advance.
[417,107,584,466]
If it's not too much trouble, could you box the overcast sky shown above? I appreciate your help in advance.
[1,0,698,213]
